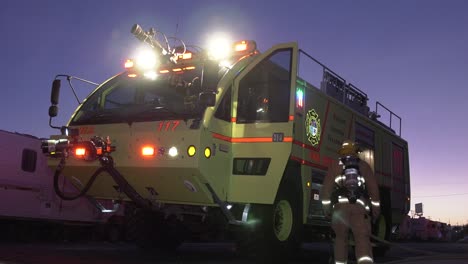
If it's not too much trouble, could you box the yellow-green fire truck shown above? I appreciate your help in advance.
[43,24,410,259]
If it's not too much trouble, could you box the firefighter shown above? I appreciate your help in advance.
[321,140,381,264]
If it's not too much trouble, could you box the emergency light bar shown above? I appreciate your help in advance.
[124,40,256,70]
[234,40,252,52]
[207,39,257,60]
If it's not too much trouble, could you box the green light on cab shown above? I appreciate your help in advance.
[296,88,304,108]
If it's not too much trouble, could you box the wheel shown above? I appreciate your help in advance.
[133,209,158,250]
[236,179,302,262]
[123,204,137,242]
[107,224,122,242]
[372,214,390,257]
[127,208,186,252]
[274,200,294,242]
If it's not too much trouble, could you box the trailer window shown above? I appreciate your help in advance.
[236,49,292,123]
[21,149,37,172]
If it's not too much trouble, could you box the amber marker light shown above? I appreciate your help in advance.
[141,146,155,156]
[181,52,192,60]
[187,145,196,157]
[204,147,211,158]
[124,59,134,69]
[234,41,248,52]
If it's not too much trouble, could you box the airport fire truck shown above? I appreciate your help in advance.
[42,24,410,259]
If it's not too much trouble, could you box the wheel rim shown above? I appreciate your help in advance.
[273,200,293,242]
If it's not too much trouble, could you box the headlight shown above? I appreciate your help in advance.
[168,146,178,157]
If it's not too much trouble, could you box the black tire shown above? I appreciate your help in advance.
[128,208,186,252]
[107,224,122,243]
[133,209,159,250]
[372,188,392,258]
[372,214,391,258]
[236,179,303,263]
[123,204,138,242]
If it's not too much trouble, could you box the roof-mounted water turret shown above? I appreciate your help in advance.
[131,24,187,64]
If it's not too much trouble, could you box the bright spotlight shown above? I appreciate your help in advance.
[207,33,232,60]
[135,48,158,70]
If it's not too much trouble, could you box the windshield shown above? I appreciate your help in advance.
[69,72,203,125]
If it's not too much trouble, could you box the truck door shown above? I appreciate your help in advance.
[228,43,298,204]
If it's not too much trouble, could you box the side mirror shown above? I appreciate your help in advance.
[199,92,216,107]
[49,105,58,117]
[51,79,61,105]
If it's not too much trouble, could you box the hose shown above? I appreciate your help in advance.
[384,254,468,264]
[53,155,153,210]
[370,234,440,256]
[53,156,106,200]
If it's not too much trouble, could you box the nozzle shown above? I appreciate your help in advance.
[131,24,165,52]
[41,138,69,155]
[131,24,146,41]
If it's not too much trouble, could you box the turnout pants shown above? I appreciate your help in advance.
[331,203,373,264]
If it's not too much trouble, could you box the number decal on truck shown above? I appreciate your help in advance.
[157,121,180,132]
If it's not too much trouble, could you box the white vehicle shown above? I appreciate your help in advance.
[0,129,123,241]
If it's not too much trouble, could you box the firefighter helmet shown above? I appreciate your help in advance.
[338,140,359,156]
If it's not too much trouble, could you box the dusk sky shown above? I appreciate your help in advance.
[1,0,467,225]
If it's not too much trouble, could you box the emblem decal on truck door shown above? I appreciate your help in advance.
[306,109,321,146]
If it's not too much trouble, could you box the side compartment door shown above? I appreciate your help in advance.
[391,142,408,213]
[228,43,298,204]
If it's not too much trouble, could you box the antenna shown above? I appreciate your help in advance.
[175,17,180,38]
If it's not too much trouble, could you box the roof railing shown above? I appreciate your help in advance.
[298,49,402,136]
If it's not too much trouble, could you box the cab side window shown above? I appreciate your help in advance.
[237,49,292,123]
[214,86,232,122]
